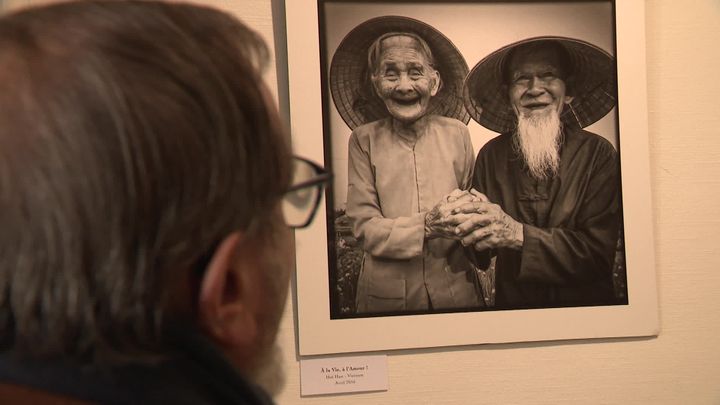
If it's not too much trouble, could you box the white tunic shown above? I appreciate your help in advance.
[347,115,483,313]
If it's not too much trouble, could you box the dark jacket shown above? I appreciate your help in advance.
[0,327,274,405]
[472,127,622,309]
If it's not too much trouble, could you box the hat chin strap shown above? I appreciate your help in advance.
[564,101,581,128]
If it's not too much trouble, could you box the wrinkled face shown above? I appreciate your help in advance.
[372,35,440,123]
[507,47,573,119]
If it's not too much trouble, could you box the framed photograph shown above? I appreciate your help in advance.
[287,0,657,355]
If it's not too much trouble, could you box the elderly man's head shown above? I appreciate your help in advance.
[503,40,575,180]
[0,0,292,394]
[368,32,441,123]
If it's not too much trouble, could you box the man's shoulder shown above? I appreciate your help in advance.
[569,127,613,146]
[479,132,513,154]
[567,127,617,155]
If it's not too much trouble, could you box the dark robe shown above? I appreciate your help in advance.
[472,126,622,309]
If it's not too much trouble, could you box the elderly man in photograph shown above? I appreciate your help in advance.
[330,17,483,314]
[453,37,623,309]
[0,1,329,403]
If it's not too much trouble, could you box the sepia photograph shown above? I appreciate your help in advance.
[323,0,624,318]
[287,0,657,355]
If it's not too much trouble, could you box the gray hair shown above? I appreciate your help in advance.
[367,32,437,74]
[0,0,290,363]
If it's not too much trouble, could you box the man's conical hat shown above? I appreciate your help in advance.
[463,36,617,133]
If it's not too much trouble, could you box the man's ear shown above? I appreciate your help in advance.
[430,70,441,96]
[502,84,518,114]
[563,75,576,105]
[197,231,257,349]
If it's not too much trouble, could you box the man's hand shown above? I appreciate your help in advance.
[449,190,524,251]
[424,189,476,239]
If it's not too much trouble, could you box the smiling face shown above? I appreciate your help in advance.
[507,45,574,119]
[371,34,440,123]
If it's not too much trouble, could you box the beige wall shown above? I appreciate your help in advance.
[3,0,719,403]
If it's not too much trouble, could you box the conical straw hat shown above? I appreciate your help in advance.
[330,16,470,130]
[463,36,616,134]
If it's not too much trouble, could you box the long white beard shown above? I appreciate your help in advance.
[513,109,563,181]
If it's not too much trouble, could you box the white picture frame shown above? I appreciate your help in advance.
[287,0,657,356]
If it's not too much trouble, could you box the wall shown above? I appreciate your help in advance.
[2,0,719,403]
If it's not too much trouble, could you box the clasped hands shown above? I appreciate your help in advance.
[425,189,524,251]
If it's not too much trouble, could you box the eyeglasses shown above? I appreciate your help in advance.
[282,156,332,229]
[192,156,330,276]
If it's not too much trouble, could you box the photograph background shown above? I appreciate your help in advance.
[322,1,621,315]
[290,0,657,359]
[324,1,616,211]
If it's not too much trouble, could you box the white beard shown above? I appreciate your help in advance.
[247,342,285,397]
[513,109,563,181]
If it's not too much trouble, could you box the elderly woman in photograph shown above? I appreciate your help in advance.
[330,17,483,314]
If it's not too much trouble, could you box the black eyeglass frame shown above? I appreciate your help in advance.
[285,155,333,229]
[192,156,331,277]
